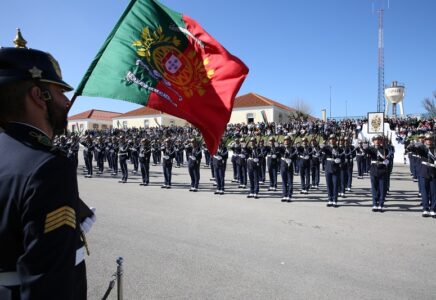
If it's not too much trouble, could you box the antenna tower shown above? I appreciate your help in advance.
[377,8,385,113]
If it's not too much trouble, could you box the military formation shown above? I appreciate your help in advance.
[406,133,436,217]
[50,128,433,216]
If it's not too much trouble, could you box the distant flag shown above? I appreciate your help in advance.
[260,110,268,123]
[74,0,248,154]
[153,117,160,127]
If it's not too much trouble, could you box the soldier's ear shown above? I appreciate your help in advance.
[27,85,47,110]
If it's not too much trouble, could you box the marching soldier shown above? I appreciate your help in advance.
[364,135,390,212]
[67,135,80,169]
[237,138,248,189]
[279,136,298,202]
[258,139,267,183]
[118,136,129,183]
[187,139,202,191]
[230,138,241,183]
[161,138,175,188]
[266,137,280,191]
[247,137,261,198]
[213,139,228,195]
[408,133,436,217]
[129,138,139,174]
[203,142,211,167]
[105,137,114,172]
[355,140,365,179]
[95,136,106,175]
[297,137,312,194]
[81,135,95,178]
[386,137,395,194]
[321,134,341,207]
[175,139,183,168]
[139,138,151,186]
[111,136,119,176]
[0,37,93,299]
[344,137,356,192]
[152,138,161,165]
[338,137,348,197]
[310,138,321,189]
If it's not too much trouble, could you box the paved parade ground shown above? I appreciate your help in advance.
[80,162,436,300]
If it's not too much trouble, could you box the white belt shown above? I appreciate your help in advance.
[412,155,420,158]
[0,271,20,286]
[76,246,85,266]
[422,161,436,168]
[0,247,84,286]
[326,158,335,161]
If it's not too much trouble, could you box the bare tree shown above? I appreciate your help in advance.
[288,98,312,121]
[422,91,436,117]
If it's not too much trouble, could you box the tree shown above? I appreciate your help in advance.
[422,91,436,117]
[288,98,312,121]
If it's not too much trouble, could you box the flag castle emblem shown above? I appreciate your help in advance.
[127,25,215,106]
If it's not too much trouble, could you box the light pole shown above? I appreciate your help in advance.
[345,100,348,118]
[329,86,332,119]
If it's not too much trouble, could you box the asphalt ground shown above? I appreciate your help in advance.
[78,159,436,300]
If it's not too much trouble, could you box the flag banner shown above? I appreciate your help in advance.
[260,110,268,123]
[76,0,248,154]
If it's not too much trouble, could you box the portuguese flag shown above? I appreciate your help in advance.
[75,0,248,154]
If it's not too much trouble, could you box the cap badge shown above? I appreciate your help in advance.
[29,66,42,78]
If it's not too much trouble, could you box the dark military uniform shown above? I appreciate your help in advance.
[161,141,176,188]
[139,139,151,185]
[213,143,228,194]
[279,140,298,202]
[297,140,312,194]
[187,141,202,191]
[321,136,342,207]
[0,123,87,299]
[230,140,241,182]
[364,137,390,211]
[246,139,261,198]
[118,140,130,183]
[81,138,95,178]
[0,42,90,299]
[408,135,436,217]
[355,141,365,178]
[265,138,280,191]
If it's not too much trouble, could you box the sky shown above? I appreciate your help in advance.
[0,0,435,119]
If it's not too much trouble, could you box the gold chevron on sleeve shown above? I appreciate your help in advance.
[44,206,76,234]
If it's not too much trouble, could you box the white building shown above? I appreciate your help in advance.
[67,109,121,132]
[69,92,310,131]
[112,106,188,129]
[230,93,301,124]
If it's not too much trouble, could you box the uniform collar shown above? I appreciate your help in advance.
[4,122,53,149]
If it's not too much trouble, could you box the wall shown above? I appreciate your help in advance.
[229,107,275,124]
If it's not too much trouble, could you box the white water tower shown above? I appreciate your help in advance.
[384,81,405,116]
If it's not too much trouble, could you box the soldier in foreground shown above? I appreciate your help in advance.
[0,33,95,299]
[364,135,390,212]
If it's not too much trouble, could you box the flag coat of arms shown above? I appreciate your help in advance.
[76,0,249,154]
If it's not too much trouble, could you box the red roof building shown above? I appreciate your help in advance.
[67,109,122,132]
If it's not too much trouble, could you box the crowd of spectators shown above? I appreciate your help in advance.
[69,116,435,145]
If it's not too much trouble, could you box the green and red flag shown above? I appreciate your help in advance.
[75,0,248,154]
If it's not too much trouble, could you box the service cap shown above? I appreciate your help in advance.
[0,42,73,91]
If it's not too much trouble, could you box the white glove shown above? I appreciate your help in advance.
[80,207,96,234]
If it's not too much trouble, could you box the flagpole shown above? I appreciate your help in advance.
[68,94,79,113]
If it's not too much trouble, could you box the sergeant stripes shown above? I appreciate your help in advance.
[44,206,76,234]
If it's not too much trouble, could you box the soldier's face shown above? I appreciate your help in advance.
[47,84,70,135]
[425,139,433,147]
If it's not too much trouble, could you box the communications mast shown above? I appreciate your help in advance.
[377,8,385,113]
